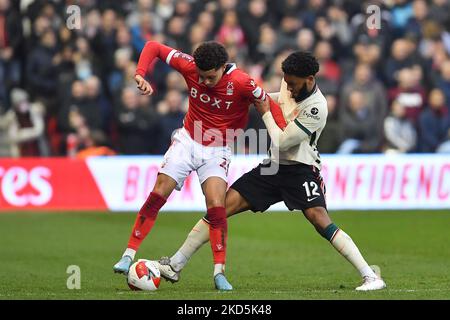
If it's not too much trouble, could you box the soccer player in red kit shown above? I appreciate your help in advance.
[113,41,286,290]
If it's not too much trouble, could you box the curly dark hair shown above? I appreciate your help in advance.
[193,41,228,71]
[282,51,320,78]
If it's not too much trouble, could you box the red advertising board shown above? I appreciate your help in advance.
[0,158,106,210]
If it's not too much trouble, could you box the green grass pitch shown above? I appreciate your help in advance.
[0,210,449,300]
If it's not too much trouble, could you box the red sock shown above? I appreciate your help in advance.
[207,206,227,265]
[127,192,166,251]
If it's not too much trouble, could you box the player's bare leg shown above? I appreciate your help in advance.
[302,207,386,291]
[113,173,177,274]
[158,188,250,284]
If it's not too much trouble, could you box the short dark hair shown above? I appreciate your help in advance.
[193,41,228,71]
[282,51,319,78]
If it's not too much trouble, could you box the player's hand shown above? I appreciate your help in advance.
[135,74,153,95]
[254,98,270,116]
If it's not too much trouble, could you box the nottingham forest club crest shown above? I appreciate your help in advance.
[226,81,234,95]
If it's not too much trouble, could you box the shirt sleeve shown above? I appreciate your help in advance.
[262,103,325,151]
[135,41,195,77]
[267,92,280,101]
[238,74,267,101]
[164,49,196,75]
[238,75,287,129]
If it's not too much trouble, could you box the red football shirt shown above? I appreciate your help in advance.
[136,41,286,146]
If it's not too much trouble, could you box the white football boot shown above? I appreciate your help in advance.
[355,276,386,291]
[153,257,180,283]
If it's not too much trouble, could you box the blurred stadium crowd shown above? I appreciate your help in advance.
[0,0,450,157]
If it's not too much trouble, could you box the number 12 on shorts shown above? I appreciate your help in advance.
[303,181,320,201]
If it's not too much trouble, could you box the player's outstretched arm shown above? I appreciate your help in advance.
[135,41,176,77]
[135,41,188,95]
[135,41,194,95]
[255,98,311,151]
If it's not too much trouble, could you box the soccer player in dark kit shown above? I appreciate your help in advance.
[157,51,387,292]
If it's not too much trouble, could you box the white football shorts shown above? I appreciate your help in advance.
[159,128,231,191]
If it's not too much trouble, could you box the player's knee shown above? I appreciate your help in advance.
[206,198,225,209]
[152,174,176,198]
[153,182,167,196]
[304,207,330,231]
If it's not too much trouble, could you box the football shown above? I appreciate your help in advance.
[127,259,161,291]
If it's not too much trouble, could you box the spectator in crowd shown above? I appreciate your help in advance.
[276,13,302,51]
[130,12,156,54]
[239,0,272,63]
[76,129,117,159]
[418,88,450,152]
[351,39,383,72]
[383,99,417,153]
[317,94,342,153]
[156,0,175,22]
[269,0,301,23]
[295,28,315,53]
[26,29,60,116]
[115,87,160,154]
[90,9,118,89]
[74,37,97,81]
[340,63,387,136]
[338,90,381,154]
[428,0,450,25]
[164,71,188,96]
[385,38,419,86]
[216,10,246,49]
[196,10,216,41]
[0,88,48,157]
[156,89,186,153]
[127,0,163,34]
[0,0,23,109]
[314,40,341,83]
[58,79,104,135]
[326,5,352,50]
[404,0,429,39]
[390,0,414,36]
[388,66,426,124]
[108,47,134,95]
[59,80,86,135]
[65,113,90,158]
[436,59,450,106]
[84,76,111,133]
[165,16,190,53]
[189,23,208,54]
[255,24,277,65]
[116,25,136,59]
[314,16,344,61]
[300,0,327,30]
[350,1,392,57]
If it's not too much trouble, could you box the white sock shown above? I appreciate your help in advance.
[170,251,188,272]
[123,248,136,260]
[331,229,377,279]
[214,263,225,276]
[170,218,210,271]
